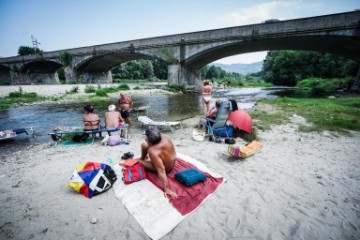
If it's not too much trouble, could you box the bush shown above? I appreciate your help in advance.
[95,89,108,96]
[297,77,351,95]
[168,84,185,92]
[85,85,96,93]
[117,84,130,90]
[133,86,141,90]
[9,91,22,98]
[66,86,79,94]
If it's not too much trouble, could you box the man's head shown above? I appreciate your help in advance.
[108,104,116,111]
[204,81,209,86]
[145,126,161,145]
[84,104,94,113]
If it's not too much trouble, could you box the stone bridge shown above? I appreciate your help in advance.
[0,10,359,87]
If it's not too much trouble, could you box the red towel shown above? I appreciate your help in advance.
[146,157,224,215]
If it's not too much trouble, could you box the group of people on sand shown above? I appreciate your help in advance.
[82,82,216,200]
[82,92,179,199]
[82,92,133,131]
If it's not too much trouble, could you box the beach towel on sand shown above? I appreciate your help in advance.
[113,153,225,240]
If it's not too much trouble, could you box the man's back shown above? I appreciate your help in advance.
[104,111,122,128]
[148,135,176,172]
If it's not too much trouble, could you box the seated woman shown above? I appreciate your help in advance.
[83,104,101,131]
[198,99,221,130]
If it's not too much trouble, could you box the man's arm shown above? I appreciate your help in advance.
[148,151,178,198]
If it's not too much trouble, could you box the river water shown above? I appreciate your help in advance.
[0,87,298,149]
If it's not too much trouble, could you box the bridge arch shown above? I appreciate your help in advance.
[19,60,63,74]
[74,52,164,73]
[183,35,360,69]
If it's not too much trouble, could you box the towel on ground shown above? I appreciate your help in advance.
[113,153,225,240]
[146,157,224,215]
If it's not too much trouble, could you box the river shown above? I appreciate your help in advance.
[0,87,301,149]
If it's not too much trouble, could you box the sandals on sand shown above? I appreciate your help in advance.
[121,152,134,160]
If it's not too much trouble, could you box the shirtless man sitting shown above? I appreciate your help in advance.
[104,104,123,129]
[137,126,178,199]
[118,93,133,125]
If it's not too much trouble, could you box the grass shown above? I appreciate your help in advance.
[253,97,360,134]
[0,91,47,108]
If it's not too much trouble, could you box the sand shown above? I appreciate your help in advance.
[0,85,359,239]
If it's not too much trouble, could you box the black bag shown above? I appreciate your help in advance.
[225,138,236,145]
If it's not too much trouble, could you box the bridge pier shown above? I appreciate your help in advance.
[82,70,113,84]
[64,66,78,83]
[167,64,201,88]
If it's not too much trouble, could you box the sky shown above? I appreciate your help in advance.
[0,0,359,64]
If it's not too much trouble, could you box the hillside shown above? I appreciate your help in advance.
[212,61,263,74]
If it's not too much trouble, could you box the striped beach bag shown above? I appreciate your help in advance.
[228,140,263,158]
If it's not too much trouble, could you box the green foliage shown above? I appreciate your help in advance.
[57,67,65,81]
[58,51,72,66]
[112,60,157,80]
[258,98,360,134]
[18,46,43,56]
[117,84,130,90]
[85,85,96,93]
[95,89,108,96]
[297,77,352,94]
[168,84,185,92]
[0,91,45,108]
[133,86,141,90]
[262,50,358,86]
[160,46,179,64]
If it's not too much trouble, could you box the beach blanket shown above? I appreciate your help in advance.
[113,153,225,240]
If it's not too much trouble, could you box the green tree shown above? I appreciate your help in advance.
[58,51,72,66]
[18,46,42,56]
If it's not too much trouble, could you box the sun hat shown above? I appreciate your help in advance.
[108,104,116,111]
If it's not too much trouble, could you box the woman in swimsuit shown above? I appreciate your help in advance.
[201,81,212,116]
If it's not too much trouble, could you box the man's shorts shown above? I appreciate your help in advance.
[120,109,130,119]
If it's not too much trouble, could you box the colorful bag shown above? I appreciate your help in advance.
[67,162,117,198]
[228,140,263,158]
[122,162,147,184]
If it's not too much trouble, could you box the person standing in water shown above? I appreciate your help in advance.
[118,93,133,125]
[201,81,212,116]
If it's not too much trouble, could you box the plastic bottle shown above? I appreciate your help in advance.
[108,157,114,169]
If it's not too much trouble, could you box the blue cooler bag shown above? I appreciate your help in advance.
[175,168,207,186]
[214,125,233,137]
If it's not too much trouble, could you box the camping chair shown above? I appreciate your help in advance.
[200,100,232,137]
[48,125,128,146]
[137,116,183,132]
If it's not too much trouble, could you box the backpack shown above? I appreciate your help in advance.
[228,140,263,158]
[122,162,147,184]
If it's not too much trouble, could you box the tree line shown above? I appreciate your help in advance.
[262,50,358,86]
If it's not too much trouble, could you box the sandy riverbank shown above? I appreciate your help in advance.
[0,100,359,239]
